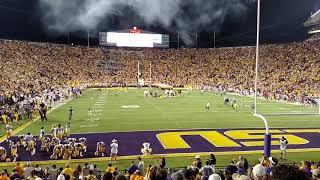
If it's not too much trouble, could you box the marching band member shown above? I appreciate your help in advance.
[141,142,152,155]
[51,124,57,138]
[63,144,73,160]
[95,142,106,157]
[5,122,13,142]
[73,143,84,158]
[67,137,76,144]
[27,139,36,156]
[9,141,18,162]
[57,124,64,140]
[25,133,33,141]
[17,135,26,147]
[79,137,87,152]
[51,144,63,160]
[41,137,51,152]
[50,137,60,148]
[64,123,71,140]
[0,147,7,161]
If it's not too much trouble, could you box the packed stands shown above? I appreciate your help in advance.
[0,39,319,112]
[1,155,319,179]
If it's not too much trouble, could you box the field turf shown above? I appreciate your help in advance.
[18,88,320,135]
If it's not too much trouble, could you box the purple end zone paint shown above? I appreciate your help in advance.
[0,128,320,162]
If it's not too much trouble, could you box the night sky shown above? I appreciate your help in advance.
[0,0,319,48]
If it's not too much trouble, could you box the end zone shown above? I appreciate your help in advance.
[1,128,320,163]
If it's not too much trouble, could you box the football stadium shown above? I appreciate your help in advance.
[0,0,320,179]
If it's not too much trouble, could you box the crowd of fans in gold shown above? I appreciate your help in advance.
[0,39,319,109]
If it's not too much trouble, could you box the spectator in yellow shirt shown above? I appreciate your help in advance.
[63,164,73,179]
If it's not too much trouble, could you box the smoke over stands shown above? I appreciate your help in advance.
[38,0,256,45]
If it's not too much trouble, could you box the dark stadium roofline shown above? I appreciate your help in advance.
[305,9,320,26]
[311,9,320,18]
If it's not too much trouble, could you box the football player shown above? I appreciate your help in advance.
[205,101,210,111]
[39,127,45,141]
[141,142,152,155]
[224,96,229,106]
[144,90,149,98]
[68,107,73,121]
[88,108,92,121]
[231,98,238,112]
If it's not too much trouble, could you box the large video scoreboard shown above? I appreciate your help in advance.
[99,27,169,48]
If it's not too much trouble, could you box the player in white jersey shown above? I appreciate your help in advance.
[110,139,118,163]
[280,136,288,160]
[144,90,149,98]
[141,142,152,155]
[39,127,45,140]
[88,108,92,121]
[205,101,210,111]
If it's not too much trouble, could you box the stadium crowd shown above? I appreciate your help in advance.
[0,154,319,180]
[111,40,320,105]
[0,38,319,114]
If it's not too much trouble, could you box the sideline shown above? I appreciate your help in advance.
[0,97,75,143]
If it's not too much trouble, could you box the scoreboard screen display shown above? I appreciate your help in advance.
[99,32,169,48]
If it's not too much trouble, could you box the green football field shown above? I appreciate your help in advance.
[2,88,320,171]
[18,88,320,135]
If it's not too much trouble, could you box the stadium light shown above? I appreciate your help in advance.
[254,0,271,158]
